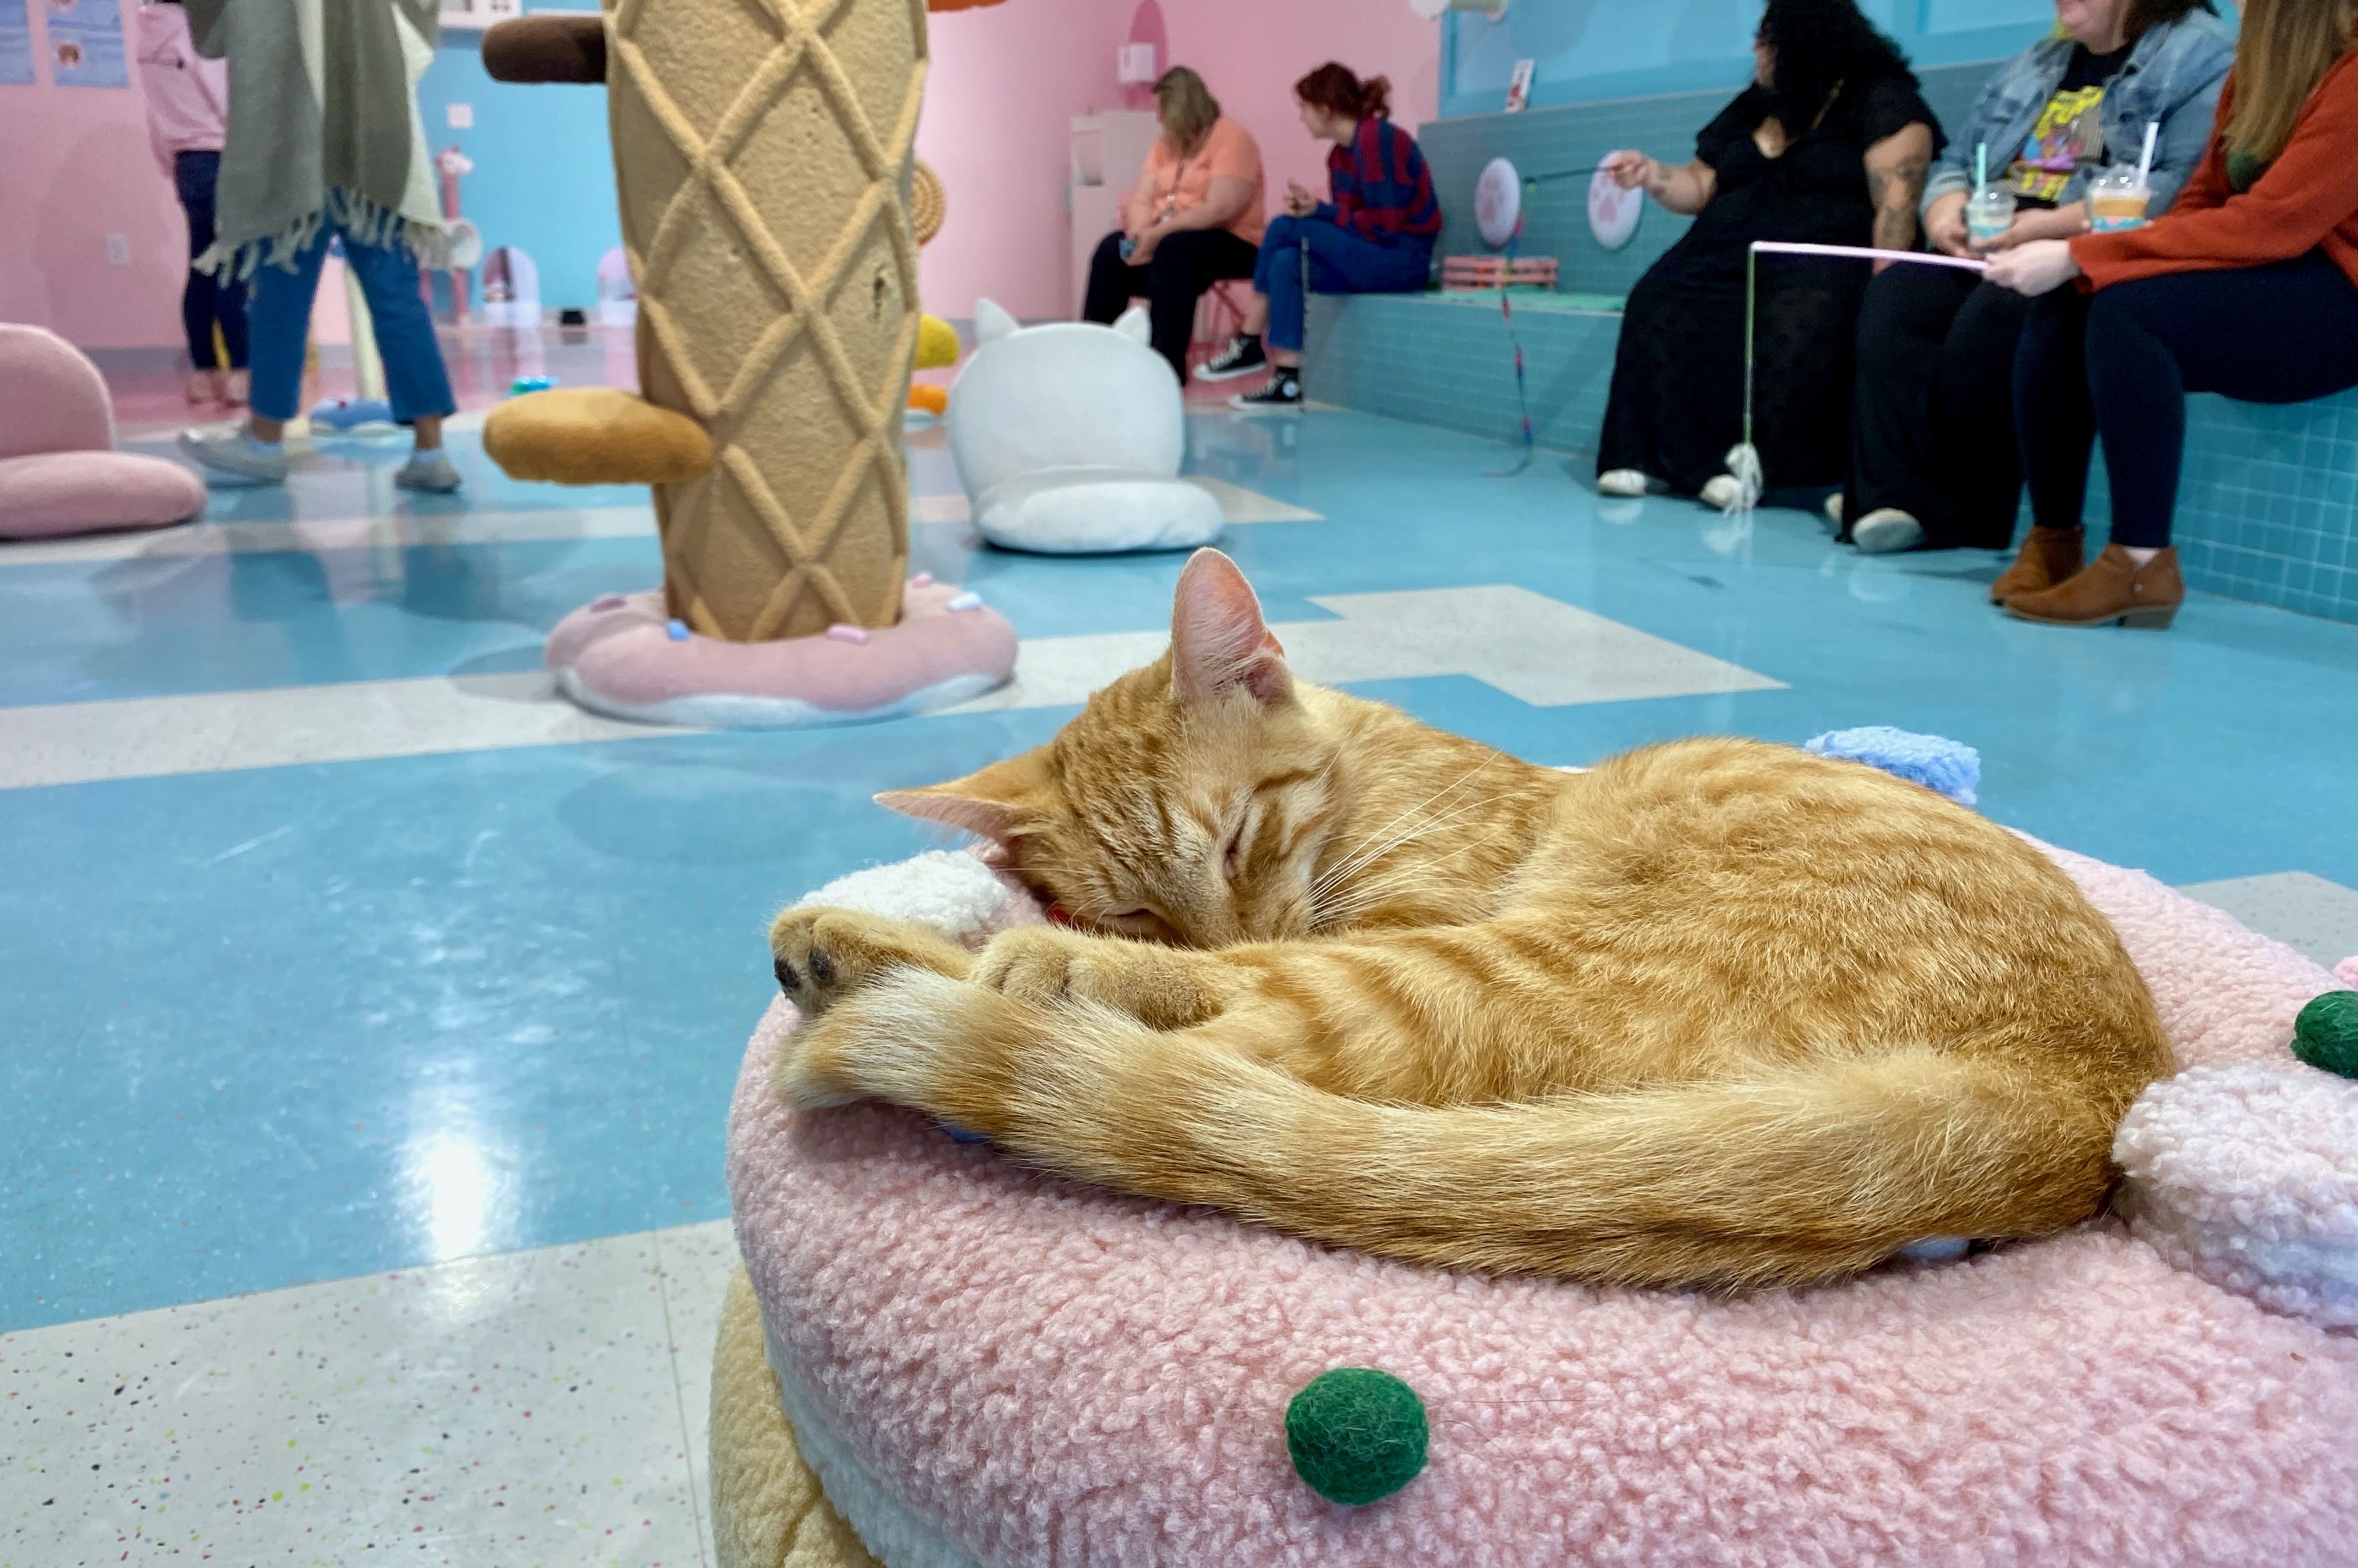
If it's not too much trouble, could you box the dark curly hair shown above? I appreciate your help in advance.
[1754,0,1917,127]
[1295,62,1391,121]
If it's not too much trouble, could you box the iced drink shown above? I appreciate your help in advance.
[2088,166,2152,232]
[1967,186,2018,248]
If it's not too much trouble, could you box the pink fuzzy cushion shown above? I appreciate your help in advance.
[728,844,2358,1567]
[0,323,115,462]
[0,451,207,540]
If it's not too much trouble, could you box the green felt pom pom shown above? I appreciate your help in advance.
[2292,990,2358,1079]
[1284,1368,1429,1506]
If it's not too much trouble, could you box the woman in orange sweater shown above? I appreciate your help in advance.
[1982,0,2357,628]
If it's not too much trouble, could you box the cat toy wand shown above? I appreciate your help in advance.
[1724,241,1989,512]
[1485,163,1615,477]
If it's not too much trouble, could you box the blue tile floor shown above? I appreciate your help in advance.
[4,406,2354,1563]
[4,409,2354,1336]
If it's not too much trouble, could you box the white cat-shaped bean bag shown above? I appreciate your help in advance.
[946,300,1223,554]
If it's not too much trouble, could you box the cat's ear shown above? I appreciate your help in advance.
[1170,548,1292,707]
[1110,304,1152,346]
[876,748,1051,844]
[973,299,1019,345]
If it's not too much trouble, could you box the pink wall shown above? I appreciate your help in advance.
[916,0,1130,322]
[1161,0,1441,219]
[0,0,190,350]
[915,0,1441,324]
[4,0,1443,347]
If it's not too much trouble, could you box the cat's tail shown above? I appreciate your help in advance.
[847,977,2130,1289]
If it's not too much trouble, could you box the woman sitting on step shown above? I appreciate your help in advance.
[1835,0,2231,556]
[1196,63,1441,412]
[1981,0,2357,629]
[1080,67,1267,384]
[1595,0,1942,511]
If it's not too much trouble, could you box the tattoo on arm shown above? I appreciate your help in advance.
[1868,149,1931,250]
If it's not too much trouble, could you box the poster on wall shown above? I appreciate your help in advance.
[1503,58,1535,113]
[46,0,129,88]
[0,0,36,84]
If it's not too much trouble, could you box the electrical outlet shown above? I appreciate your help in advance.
[104,234,131,266]
[447,102,473,129]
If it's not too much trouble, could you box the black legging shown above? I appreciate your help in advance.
[1081,228,1259,381]
[1846,266,2035,549]
[172,149,249,371]
[2014,251,2358,548]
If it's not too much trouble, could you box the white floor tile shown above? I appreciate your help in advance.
[3,587,1773,788]
[1,1231,711,1567]
[2179,872,2358,969]
[0,506,659,567]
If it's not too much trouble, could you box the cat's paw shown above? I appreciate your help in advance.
[972,926,1220,1030]
[769,906,971,1021]
[774,970,970,1111]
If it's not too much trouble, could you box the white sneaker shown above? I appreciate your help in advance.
[1596,468,1658,497]
[178,427,288,485]
[1698,474,1747,512]
[395,449,464,494]
[1852,508,1924,555]
[1824,492,1845,528]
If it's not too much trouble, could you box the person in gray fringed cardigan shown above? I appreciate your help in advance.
[174,0,464,494]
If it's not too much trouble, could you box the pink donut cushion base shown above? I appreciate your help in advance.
[727,844,2358,1567]
[546,579,1017,727]
[0,451,206,541]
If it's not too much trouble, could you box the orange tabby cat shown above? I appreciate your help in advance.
[770,550,2172,1289]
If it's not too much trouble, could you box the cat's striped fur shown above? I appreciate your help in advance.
[770,551,2171,1289]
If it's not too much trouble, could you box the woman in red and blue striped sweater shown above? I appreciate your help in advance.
[1201,63,1441,409]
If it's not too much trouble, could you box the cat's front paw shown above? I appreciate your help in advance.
[769,906,972,1021]
[774,970,970,1111]
[972,926,1221,1030]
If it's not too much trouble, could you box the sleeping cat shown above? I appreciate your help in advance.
[770,550,2172,1289]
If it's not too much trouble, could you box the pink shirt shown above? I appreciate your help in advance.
[135,4,228,177]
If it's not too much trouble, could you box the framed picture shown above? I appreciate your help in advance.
[1503,58,1535,114]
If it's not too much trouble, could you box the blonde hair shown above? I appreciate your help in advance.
[2222,0,2357,163]
[1153,66,1220,156]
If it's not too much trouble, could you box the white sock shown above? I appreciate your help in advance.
[2121,546,2161,566]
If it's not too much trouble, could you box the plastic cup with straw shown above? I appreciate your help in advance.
[2091,121,2161,232]
[1967,141,2016,247]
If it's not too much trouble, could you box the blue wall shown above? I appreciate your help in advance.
[1443,0,2056,118]
[413,18,620,317]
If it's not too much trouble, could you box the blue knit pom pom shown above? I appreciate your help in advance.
[1803,727,1980,806]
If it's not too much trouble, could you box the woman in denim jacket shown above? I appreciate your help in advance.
[1835,0,2231,554]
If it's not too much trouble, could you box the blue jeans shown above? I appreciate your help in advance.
[1254,215,1432,352]
[246,221,456,425]
[173,151,248,370]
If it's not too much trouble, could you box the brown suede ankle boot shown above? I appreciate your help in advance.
[2006,544,2183,628]
[1990,526,2085,604]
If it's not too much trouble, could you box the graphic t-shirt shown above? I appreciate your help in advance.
[2008,43,2133,207]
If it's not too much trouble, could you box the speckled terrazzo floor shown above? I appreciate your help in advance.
[0,1222,737,1567]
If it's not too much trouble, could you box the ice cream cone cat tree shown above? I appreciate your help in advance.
[480,0,1013,727]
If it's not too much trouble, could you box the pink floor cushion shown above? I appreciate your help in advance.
[727,842,2357,1568]
[544,576,1017,728]
[0,323,205,541]
[0,451,207,540]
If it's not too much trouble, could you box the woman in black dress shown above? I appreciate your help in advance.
[1597,0,1943,510]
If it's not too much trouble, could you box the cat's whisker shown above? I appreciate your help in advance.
[1307,759,1499,898]
[1310,790,1515,905]
[1308,785,1503,904]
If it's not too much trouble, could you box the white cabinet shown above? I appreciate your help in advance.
[1069,111,1161,317]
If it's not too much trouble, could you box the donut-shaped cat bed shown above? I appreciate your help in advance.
[713,847,2357,1568]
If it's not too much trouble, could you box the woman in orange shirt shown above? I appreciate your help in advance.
[1082,67,1267,381]
[1983,0,2358,628]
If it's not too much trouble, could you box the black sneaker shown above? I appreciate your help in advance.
[1229,371,1301,411]
[1194,333,1267,381]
